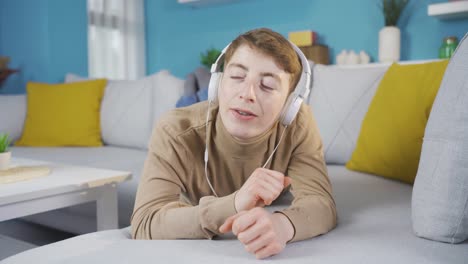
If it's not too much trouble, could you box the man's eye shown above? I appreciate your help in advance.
[230,76,244,80]
[261,84,273,91]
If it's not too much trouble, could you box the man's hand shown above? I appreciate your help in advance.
[235,168,291,212]
[219,207,294,259]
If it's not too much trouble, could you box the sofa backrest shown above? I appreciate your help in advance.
[307,59,441,165]
[0,70,184,149]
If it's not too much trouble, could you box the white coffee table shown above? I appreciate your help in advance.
[0,158,132,231]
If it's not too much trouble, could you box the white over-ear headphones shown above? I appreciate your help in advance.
[207,40,312,126]
[203,40,312,197]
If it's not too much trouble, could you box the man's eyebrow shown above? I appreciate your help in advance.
[260,72,281,83]
[227,63,281,83]
[227,63,248,71]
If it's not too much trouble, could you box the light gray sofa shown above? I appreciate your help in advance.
[2,57,468,262]
[2,166,467,263]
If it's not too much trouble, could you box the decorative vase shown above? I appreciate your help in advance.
[0,151,11,170]
[379,26,401,63]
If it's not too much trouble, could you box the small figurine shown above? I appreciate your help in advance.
[336,50,348,65]
[346,50,360,65]
[359,51,370,64]
[336,49,371,65]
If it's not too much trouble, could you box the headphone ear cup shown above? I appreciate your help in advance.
[280,94,303,126]
[208,72,223,102]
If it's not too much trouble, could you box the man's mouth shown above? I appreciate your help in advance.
[233,108,257,117]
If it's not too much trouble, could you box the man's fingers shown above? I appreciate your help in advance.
[255,178,282,201]
[283,176,292,188]
[255,242,283,259]
[254,185,278,206]
[258,173,284,192]
[219,216,235,233]
[219,211,247,233]
[251,176,291,207]
[244,230,274,254]
[238,219,270,246]
[259,168,284,181]
[231,210,258,235]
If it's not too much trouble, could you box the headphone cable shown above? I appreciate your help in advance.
[261,125,287,169]
[204,101,219,197]
[204,102,288,197]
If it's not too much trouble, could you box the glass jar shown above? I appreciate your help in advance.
[439,36,459,59]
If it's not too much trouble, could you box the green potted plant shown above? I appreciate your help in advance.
[0,133,12,170]
[200,48,221,68]
[378,0,409,62]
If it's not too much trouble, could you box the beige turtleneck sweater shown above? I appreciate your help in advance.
[131,101,336,242]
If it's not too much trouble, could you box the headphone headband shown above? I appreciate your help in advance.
[288,41,311,100]
[210,43,231,74]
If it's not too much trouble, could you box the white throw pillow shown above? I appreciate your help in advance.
[66,73,153,149]
[151,70,185,126]
[65,71,184,149]
[307,64,389,164]
[99,76,153,149]
[65,73,89,83]
[0,95,27,143]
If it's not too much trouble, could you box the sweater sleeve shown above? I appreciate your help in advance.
[131,121,237,240]
[278,107,337,242]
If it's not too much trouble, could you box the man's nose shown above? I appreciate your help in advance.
[239,80,256,102]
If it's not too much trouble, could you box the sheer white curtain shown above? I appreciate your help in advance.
[87,0,146,80]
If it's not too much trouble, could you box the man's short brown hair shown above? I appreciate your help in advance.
[223,28,302,93]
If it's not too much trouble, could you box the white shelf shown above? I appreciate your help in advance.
[178,0,244,7]
[428,1,468,19]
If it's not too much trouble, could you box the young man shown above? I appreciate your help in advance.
[131,28,337,259]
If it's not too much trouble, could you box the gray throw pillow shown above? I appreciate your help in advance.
[412,33,468,243]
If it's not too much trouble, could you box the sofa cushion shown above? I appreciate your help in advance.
[66,72,154,149]
[64,73,87,83]
[412,33,468,243]
[15,80,107,147]
[4,166,468,263]
[308,64,389,164]
[0,95,26,143]
[99,76,154,149]
[65,71,184,150]
[346,60,449,184]
[151,70,185,126]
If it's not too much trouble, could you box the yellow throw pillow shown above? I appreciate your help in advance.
[15,79,107,147]
[346,60,449,184]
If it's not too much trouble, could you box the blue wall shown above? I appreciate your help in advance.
[0,0,87,94]
[146,0,468,78]
[1,0,467,94]
[47,0,88,83]
[0,0,51,94]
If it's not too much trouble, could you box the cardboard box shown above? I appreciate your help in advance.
[299,45,330,65]
[288,31,317,47]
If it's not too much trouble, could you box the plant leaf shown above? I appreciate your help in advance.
[381,0,409,26]
[0,133,11,153]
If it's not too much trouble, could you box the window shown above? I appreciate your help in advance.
[87,0,146,80]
